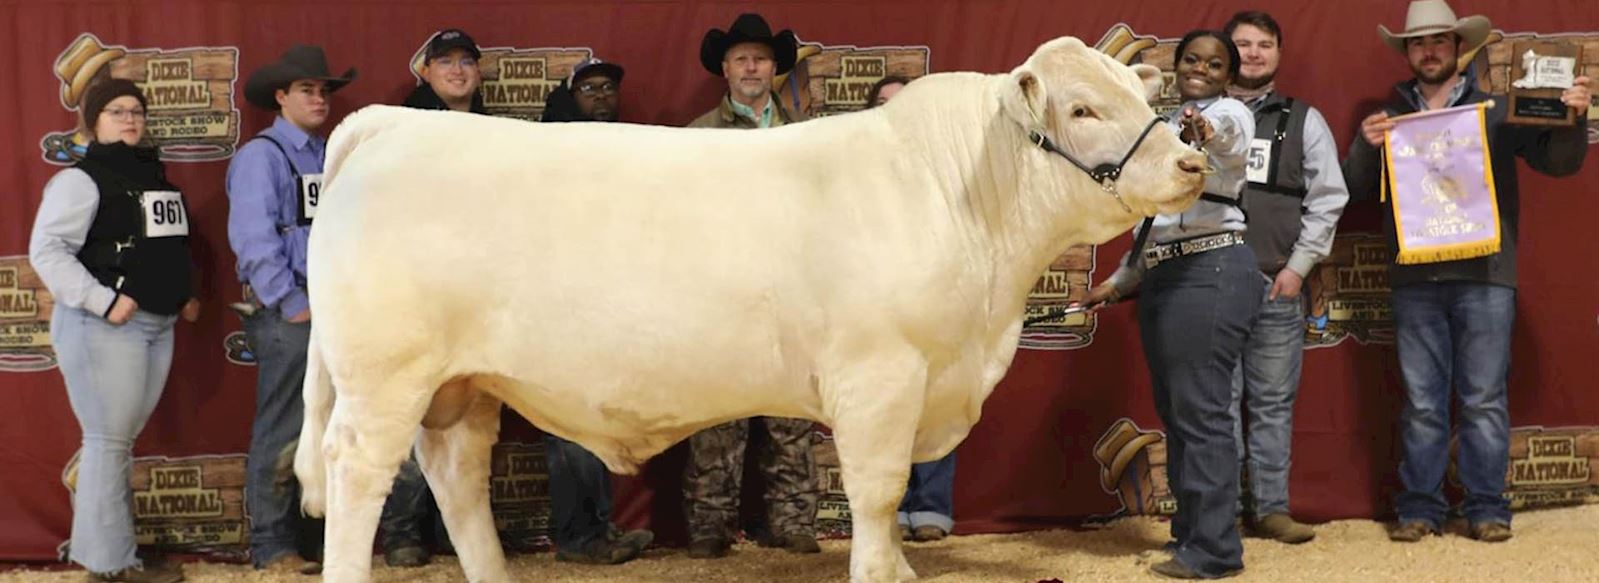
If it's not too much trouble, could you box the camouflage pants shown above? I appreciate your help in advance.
[683,417,818,542]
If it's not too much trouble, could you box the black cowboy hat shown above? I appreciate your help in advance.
[243,45,357,110]
[699,13,798,77]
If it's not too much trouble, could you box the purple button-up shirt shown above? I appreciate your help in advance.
[226,116,323,319]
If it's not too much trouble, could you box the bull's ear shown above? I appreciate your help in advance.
[1131,64,1164,103]
[1002,67,1049,131]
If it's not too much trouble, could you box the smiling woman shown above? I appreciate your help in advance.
[1079,27,1260,580]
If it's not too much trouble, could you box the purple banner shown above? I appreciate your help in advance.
[1383,103,1502,264]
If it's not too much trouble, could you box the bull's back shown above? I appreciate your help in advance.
[310,109,863,430]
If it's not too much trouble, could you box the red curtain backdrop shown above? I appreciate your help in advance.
[3,0,1597,562]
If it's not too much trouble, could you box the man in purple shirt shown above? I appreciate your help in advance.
[226,45,430,572]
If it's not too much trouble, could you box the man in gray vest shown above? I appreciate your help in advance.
[1223,10,1350,544]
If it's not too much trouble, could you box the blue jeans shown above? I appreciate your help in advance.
[545,433,615,552]
[1230,272,1305,518]
[54,306,176,574]
[243,309,430,566]
[1391,282,1514,528]
[1138,244,1259,577]
[897,452,955,532]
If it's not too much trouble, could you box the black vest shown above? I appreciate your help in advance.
[1239,94,1310,273]
[74,142,192,316]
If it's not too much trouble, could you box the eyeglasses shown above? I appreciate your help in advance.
[575,81,618,97]
[431,56,479,70]
[102,107,147,120]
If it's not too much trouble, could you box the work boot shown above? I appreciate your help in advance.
[1388,520,1438,542]
[1252,513,1315,544]
[760,531,821,554]
[687,537,731,559]
[556,530,653,565]
[383,544,430,568]
[911,525,947,542]
[1470,521,1512,543]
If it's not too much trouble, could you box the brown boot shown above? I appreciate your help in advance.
[1388,520,1438,542]
[84,561,184,583]
[1470,522,1513,543]
[1150,559,1242,579]
[911,525,947,542]
[759,532,821,554]
[1252,513,1315,544]
[687,537,731,559]
[258,553,321,576]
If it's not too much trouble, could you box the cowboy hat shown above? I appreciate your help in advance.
[699,13,799,77]
[243,45,357,110]
[1092,418,1164,493]
[1378,0,1491,54]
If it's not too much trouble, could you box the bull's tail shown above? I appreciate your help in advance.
[292,327,335,517]
[322,104,409,190]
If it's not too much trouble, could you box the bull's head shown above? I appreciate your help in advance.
[1002,37,1207,218]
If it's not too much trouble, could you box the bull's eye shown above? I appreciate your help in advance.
[1073,106,1093,118]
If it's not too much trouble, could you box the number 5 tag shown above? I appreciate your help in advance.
[1245,138,1272,184]
[140,190,189,238]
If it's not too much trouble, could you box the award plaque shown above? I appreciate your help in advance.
[1507,41,1582,126]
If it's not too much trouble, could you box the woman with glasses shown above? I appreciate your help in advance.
[30,78,199,583]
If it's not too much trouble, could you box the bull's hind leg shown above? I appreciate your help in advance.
[825,351,926,583]
[416,383,509,583]
[320,382,429,583]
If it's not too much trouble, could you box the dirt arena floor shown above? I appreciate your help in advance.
[4,504,1596,582]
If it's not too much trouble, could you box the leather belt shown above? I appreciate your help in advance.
[1143,231,1246,269]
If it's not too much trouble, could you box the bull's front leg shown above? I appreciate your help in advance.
[825,351,926,583]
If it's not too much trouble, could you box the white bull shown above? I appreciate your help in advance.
[295,36,1205,582]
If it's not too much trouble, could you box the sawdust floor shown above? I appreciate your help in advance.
[4,504,1597,582]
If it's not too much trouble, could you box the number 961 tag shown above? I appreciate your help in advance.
[140,190,189,238]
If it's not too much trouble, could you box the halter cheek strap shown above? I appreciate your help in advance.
[1028,116,1164,213]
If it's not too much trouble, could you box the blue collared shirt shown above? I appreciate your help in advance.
[225,116,324,319]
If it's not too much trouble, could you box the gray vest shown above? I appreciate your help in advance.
[1240,94,1310,273]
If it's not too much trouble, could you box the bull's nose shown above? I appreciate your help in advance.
[1177,155,1206,174]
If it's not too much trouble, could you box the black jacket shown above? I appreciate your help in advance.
[401,83,488,114]
[1342,78,1587,289]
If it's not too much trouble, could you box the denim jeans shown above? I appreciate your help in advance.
[897,452,955,532]
[1138,244,1259,577]
[242,309,430,566]
[1391,282,1515,528]
[1230,272,1305,518]
[545,433,615,552]
[54,306,176,574]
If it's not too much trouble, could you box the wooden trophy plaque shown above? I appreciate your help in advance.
[1507,41,1583,126]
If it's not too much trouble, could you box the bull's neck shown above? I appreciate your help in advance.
[885,74,1135,322]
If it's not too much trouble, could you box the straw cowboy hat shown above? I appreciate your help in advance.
[1378,0,1492,54]
[699,13,799,76]
[243,45,357,110]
